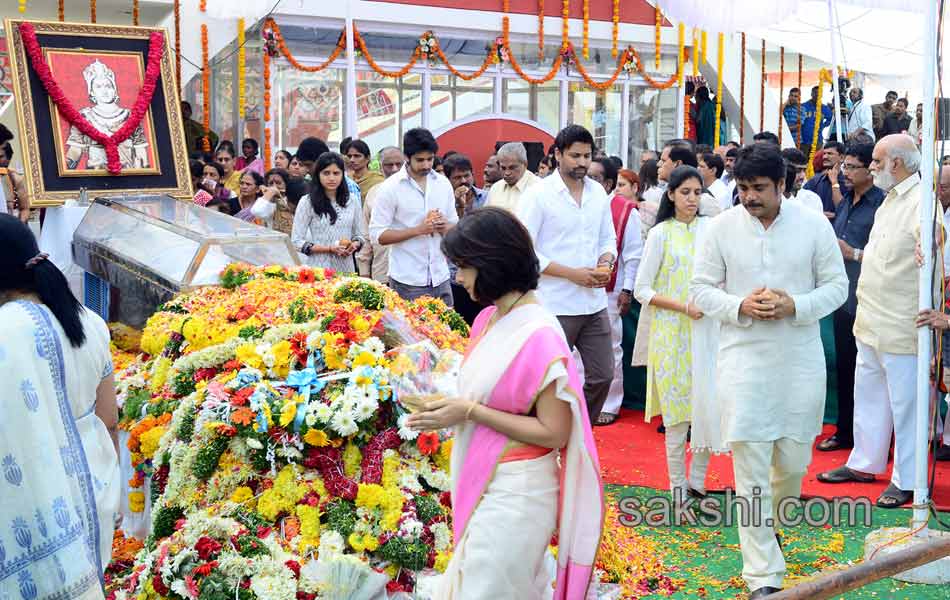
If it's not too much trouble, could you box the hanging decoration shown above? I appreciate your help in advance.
[19,0,27,14]
[538,0,545,60]
[691,27,698,77]
[59,0,66,20]
[91,0,97,22]
[701,30,707,64]
[133,0,139,25]
[582,0,590,60]
[797,54,803,147]
[237,18,246,119]
[263,48,271,171]
[759,39,766,132]
[778,46,785,145]
[611,0,619,58]
[561,0,569,51]
[714,33,724,148]
[654,6,662,69]
[264,19,346,73]
[19,22,164,175]
[174,0,181,93]
[418,31,439,65]
[201,24,211,153]
[677,23,685,87]
[740,33,746,143]
[806,69,832,176]
[200,0,206,11]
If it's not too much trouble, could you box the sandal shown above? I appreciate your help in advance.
[816,435,853,452]
[876,484,913,508]
[594,412,618,426]
[816,466,875,484]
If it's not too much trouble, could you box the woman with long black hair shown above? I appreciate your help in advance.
[291,152,367,273]
[0,214,119,597]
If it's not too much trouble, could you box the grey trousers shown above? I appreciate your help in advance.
[389,278,454,307]
[557,309,613,423]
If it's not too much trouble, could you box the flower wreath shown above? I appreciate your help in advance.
[18,22,165,175]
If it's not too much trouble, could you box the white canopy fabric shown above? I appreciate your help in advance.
[654,0,930,76]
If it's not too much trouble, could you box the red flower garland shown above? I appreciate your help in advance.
[19,23,164,175]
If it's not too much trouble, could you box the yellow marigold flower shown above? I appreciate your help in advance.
[230,486,254,505]
[257,489,282,521]
[350,316,370,333]
[235,343,263,370]
[352,351,377,369]
[270,340,294,378]
[348,532,366,552]
[356,483,384,509]
[296,504,321,539]
[138,426,167,458]
[264,265,283,275]
[434,551,451,573]
[149,357,172,393]
[303,428,329,447]
[363,534,380,552]
[343,443,362,478]
[128,491,146,513]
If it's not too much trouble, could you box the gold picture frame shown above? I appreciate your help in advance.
[5,19,192,206]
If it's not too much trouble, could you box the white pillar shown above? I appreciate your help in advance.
[913,0,939,536]
[827,0,843,141]
[493,69,503,114]
[621,79,631,165]
[422,65,432,129]
[559,78,569,129]
[675,80,685,139]
[344,5,358,138]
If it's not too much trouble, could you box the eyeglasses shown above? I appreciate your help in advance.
[841,164,867,172]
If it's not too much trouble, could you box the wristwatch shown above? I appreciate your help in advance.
[853,248,862,261]
[620,289,632,296]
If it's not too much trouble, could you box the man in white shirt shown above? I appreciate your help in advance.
[487,142,540,213]
[369,128,459,306]
[691,144,847,598]
[780,148,824,213]
[358,146,405,283]
[699,152,730,212]
[518,124,617,422]
[847,87,875,142]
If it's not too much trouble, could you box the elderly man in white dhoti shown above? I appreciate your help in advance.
[64,59,149,171]
[690,143,848,599]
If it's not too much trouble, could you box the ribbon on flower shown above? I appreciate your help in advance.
[283,354,328,432]
[18,23,165,175]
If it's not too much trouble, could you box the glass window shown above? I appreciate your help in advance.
[627,86,678,167]
[568,82,622,157]
[242,24,264,144]
[274,64,345,153]
[430,74,494,132]
[502,78,559,133]
[211,42,236,146]
[355,70,400,152]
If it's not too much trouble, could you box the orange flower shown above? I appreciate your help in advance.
[416,432,440,456]
[232,407,254,426]
[298,269,315,284]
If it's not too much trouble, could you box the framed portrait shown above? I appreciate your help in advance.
[5,19,192,205]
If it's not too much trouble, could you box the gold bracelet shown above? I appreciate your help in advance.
[465,401,478,421]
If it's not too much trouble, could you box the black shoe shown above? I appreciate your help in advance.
[657,424,666,434]
[936,444,950,461]
[816,435,853,452]
[749,587,782,599]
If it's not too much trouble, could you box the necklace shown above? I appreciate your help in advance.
[497,290,530,317]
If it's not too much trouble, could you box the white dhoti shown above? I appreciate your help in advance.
[730,438,813,591]
[603,290,625,415]
[436,452,558,600]
[846,340,917,489]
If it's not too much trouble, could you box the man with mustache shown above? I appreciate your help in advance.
[691,143,847,598]
[818,134,929,508]
[518,124,617,423]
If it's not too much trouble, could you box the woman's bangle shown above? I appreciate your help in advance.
[465,401,478,421]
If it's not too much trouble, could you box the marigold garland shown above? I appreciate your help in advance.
[561,0,569,51]
[18,0,26,14]
[58,0,64,21]
[677,24,685,87]
[611,0,619,58]
[740,33,746,143]
[265,18,345,73]
[90,0,96,22]
[201,24,211,153]
[701,30,707,64]
[200,0,206,11]
[778,46,785,145]
[237,18,246,119]
[133,0,139,25]
[355,28,420,78]
[806,69,831,177]
[538,0,545,60]
[629,48,679,90]
[654,6,662,69]
[714,33,724,147]
[690,27,698,78]
[264,127,272,171]
[582,0,590,60]
[174,0,181,94]
[760,39,766,132]
[263,48,271,168]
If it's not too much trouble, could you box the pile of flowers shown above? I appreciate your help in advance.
[108,264,468,597]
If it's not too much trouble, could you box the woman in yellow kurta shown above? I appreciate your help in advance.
[634,165,716,501]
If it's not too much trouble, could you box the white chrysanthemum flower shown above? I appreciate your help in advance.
[357,385,379,404]
[353,400,376,423]
[399,518,424,538]
[363,337,385,358]
[332,411,359,437]
[399,471,424,493]
[318,530,345,557]
[313,403,334,424]
[431,522,452,552]
[397,414,419,441]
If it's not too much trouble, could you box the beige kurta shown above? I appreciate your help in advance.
[689,201,848,444]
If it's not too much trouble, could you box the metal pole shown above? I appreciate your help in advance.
[827,0,843,141]
[913,0,940,535]
[621,78,631,164]
[344,1,358,138]
[421,64,432,129]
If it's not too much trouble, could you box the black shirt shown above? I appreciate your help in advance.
[804,171,848,214]
[832,184,885,314]
[882,113,912,137]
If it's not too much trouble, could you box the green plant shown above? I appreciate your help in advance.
[333,280,386,311]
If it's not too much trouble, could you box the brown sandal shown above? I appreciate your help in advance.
[594,412,618,426]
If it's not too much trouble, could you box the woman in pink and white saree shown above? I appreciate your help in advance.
[408,208,604,600]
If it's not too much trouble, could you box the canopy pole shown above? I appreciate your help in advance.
[827,0,843,141]
[914,0,940,536]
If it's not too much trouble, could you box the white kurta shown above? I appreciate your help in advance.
[689,201,848,444]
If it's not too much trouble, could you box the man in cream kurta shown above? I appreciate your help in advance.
[487,142,541,214]
[690,144,847,598]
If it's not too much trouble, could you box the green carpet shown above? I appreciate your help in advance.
[603,485,950,599]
